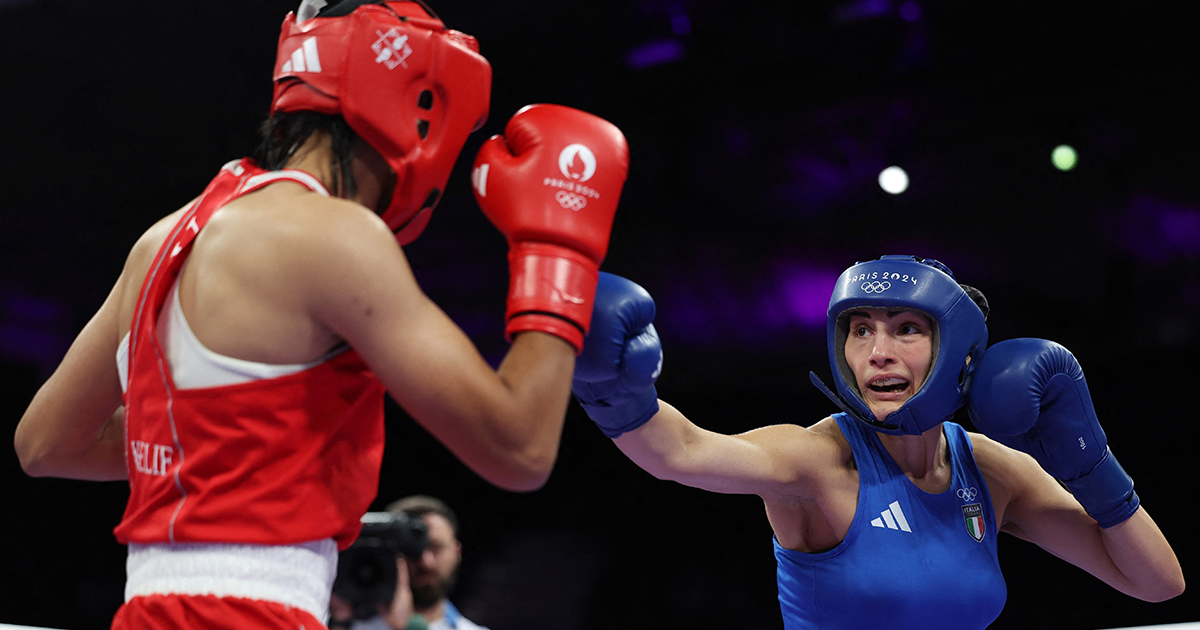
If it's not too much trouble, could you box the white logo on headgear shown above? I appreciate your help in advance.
[282,37,323,73]
[558,144,596,182]
[555,191,588,211]
[861,281,891,294]
[373,28,412,69]
[957,487,979,502]
[848,271,919,288]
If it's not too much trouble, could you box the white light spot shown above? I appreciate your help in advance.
[878,166,909,194]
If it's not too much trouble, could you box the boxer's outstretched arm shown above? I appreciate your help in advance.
[614,402,837,498]
[573,273,836,498]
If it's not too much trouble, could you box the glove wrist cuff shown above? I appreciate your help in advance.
[505,242,599,353]
[508,314,585,353]
[1063,447,1140,528]
[579,385,659,439]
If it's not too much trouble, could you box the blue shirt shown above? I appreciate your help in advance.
[430,600,488,630]
[774,414,1006,629]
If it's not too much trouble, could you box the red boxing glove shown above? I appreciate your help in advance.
[471,104,629,352]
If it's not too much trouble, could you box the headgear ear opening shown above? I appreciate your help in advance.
[810,255,989,436]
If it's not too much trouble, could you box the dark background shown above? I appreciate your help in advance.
[1,0,1197,628]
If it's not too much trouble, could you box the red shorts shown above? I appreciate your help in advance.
[112,593,327,630]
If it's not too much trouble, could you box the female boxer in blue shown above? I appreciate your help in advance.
[572,256,1183,629]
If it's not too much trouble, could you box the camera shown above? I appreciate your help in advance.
[333,511,429,619]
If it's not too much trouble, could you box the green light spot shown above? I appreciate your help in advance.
[1052,145,1077,171]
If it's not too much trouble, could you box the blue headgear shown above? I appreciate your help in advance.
[809,255,988,435]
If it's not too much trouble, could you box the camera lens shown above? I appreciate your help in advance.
[333,511,430,617]
[334,545,399,618]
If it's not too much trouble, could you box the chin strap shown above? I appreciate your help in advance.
[808,371,911,436]
[809,371,872,424]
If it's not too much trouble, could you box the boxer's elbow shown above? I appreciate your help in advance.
[1140,572,1186,603]
[490,447,558,492]
[14,425,57,478]
[476,412,563,492]
[18,457,60,478]
[496,471,552,493]
[1118,562,1187,602]
[14,396,75,477]
[14,415,95,479]
[1158,579,1186,603]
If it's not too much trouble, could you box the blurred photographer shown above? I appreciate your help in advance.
[331,496,487,630]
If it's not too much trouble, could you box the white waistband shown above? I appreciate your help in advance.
[125,539,336,621]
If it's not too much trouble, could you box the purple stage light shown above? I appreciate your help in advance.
[659,281,724,343]
[1159,207,1200,257]
[626,39,685,69]
[5,293,63,322]
[654,258,835,350]
[669,3,692,36]
[776,265,839,329]
[771,153,853,211]
[1,293,71,375]
[834,0,892,23]
[1111,195,1200,264]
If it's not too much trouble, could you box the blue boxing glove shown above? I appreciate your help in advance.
[968,338,1139,528]
[572,272,663,438]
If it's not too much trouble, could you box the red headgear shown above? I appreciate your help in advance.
[271,1,492,244]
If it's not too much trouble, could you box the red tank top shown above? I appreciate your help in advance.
[114,159,386,550]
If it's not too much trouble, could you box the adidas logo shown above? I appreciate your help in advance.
[870,500,912,533]
[282,37,322,73]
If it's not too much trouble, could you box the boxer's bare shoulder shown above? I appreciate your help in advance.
[114,203,195,340]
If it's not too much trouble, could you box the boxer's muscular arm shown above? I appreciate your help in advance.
[318,105,626,491]
[14,280,127,480]
[974,435,1184,602]
[303,201,574,492]
[967,339,1183,601]
[615,403,839,499]
[14,210,185,480]
[572,274,837,499]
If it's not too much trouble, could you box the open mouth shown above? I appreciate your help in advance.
[868,377,909,393]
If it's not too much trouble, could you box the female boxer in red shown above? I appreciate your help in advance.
[15,1,630,628]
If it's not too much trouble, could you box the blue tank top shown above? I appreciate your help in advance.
[774,414,1006,629]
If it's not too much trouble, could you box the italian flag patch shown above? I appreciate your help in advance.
[962,503,985,542]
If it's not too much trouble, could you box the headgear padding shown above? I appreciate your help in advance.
[271,1,492,244]
[809,255,988,435]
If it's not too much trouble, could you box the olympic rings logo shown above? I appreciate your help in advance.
[861,281,891,294]
[556,191,588,211]
[957,487,979,502]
